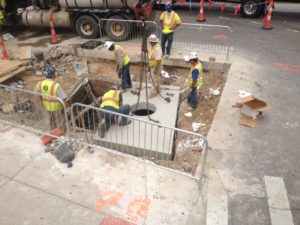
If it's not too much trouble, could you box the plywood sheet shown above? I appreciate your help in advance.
[19,46,32,60]
[0,60,23,77]
[0,67,26,83]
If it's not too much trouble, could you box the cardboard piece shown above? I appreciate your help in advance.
[236,96,271,128]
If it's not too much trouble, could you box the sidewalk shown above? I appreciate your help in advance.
[0,127,205,225]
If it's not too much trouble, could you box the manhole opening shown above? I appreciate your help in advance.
[131,102,156,116]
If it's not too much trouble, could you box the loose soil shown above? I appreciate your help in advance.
[2,58,227,175]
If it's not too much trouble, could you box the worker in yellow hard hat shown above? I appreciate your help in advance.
[105,41,132,92]
[99,86,131,138]
[185,52,204,110]
[148,34,163,98]
[35,64,68,133]
[159,3,181,57]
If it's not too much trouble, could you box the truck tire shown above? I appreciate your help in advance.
[75,15,99,39]
[241,0,265,18]
[105,15,130,41]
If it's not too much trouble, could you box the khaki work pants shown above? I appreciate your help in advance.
[48,110,66,133]
[150,66,161,96]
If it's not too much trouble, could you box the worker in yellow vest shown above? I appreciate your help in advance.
[35,64,67,132]
[159,3,181,57]
[99,86,131,138]
[148,34,163,98]
[185,52,203,110]
[105,41,132,92]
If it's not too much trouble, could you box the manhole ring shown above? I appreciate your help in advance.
[131,102,156,116]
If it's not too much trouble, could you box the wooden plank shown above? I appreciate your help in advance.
[0,67,26,83]
[0,60,23,77]
[21,74,44,82]
[19,46,32,60]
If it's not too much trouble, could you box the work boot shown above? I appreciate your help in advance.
[119,120,132,126]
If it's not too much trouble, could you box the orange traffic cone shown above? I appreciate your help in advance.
[0,34,9,60]
[221,3,226,13]
[208,0,213,10]
[234,4,241,15]
[197,0,206,22]
[49,12,59,44]
[263,0,273,30]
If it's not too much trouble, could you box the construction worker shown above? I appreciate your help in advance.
[148,34,163,98]
[35,64,67,132]
[185,52,203,110]
[0,0,5,24]
[159,3,181,57]
[99,86,131,138]
[105,41,132,92]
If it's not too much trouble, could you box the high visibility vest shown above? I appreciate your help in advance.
[188,62,203,88]
[114,45,130,66]
[100,90,120,110]
[160,11,180,34]
[148,44,162,68]
[38,79,64,112]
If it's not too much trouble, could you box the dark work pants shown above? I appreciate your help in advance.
[161,32,174,55]
[102,105,131,130]
[121,63,132,90]
[188,88,199,109]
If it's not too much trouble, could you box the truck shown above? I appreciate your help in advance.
[154,0,300,18]
[0,0,153,40]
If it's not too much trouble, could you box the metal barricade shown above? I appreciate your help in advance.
[98,19,160,43]
[70,103,208,199]
[98,18,232,59]
[0,84,69,140]
[172,23,232,59]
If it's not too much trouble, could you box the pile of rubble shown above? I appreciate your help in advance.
[26,46,88,77]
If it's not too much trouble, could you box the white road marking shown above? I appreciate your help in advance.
[251,21,261,25]
[286,29,299,33]
[264,176,295,225]
[218,16,230,20]
[206,170,228,225]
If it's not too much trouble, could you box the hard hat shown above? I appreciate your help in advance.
[165,3,173,10]
[188,52,199,61]
[148,34,159,43]
[104,41,114,50]
[43,64,56,78]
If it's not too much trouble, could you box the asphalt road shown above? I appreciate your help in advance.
[173,4,300,225]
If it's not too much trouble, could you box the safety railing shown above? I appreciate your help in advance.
[0,84,70,140]
[172,23,232,59]
[98,18,160,43]
[98,18,232,59]
[70,103,208,200]
[0,84,208,201]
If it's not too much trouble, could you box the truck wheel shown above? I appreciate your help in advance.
[105,15,130,41]
[75,15,99,39]
[241,0,264,18]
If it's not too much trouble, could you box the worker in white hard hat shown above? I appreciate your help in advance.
[105,41,132,92]
[185,52,204,110]
[148,34,163,98]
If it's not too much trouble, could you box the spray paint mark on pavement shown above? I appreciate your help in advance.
[273,63,300,74]
[126,198,151,223]
[95,190,123,212]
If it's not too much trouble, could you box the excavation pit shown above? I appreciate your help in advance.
[69,78,181,160]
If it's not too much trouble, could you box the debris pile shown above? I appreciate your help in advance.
[28,46,86,77]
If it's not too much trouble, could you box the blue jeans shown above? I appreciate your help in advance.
[121,64,132,90]
[161,32,174,55]
[188,88,198,108]
[102,104,131,130]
